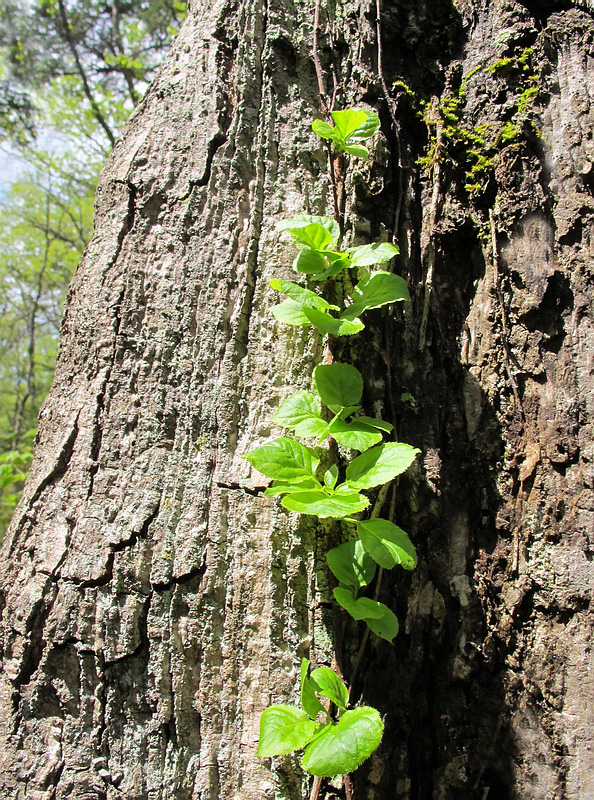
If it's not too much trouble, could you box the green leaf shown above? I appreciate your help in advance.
[314,363,363,409]
[341,143,370,159]
[333,586,385,621]
[275,392,328,438]
[365,604,399,642]
[312,118,339,142]
[277,215,340,245]
[331,109,369,141]
[301,706,384,776]
[349,110,380,141]
[244,438,319,482]
[294,249,328,274]
[302,307,364,336]
[348,243,399,267]
[346,442,420,489]
[270,279,336,311]
[356,415,393,433]
[324,464,339,489]
[289,222,333,251]
[329,419,383,451]
[356,519,417,570]
[309,667,349,710]
[258,705,320,757]
[326,540,376,589]
[264,479,321,497]
[301,659,326,720]
[343,272,410,320]
[281,490,369,519]
[271,299,314,326]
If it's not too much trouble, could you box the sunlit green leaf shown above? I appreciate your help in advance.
[277,215,340,245]
[346,442,420,489]
[301,659,326,720]
[301,706,384,776]
[244,438,319,482]
[343,271,410,320]
[331,109,369,141]
[271,299,313,326]
[275,392,327,437]
[323,464,339,489]
[349,110,380,141]
[258,705,320,757]
[312,118,339,141]
[342,143,369,159]
[264,478,321,497]
[294,249,328,274]
[309,667,349,710]
[348,243,399,267]
[356,415,393,433]
[281,490,369,518]
[270,279,336,311]
[289,222,333,251]
[329,419,383,451]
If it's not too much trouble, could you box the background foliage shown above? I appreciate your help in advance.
[0,0,185,534]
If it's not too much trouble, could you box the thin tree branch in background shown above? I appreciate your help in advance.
[56,0,116,147]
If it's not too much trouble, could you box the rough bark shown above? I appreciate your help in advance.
[0,1,593,799]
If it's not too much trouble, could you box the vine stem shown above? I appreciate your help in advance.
[309,776,324,800]
[347,482,390,699]
[312,0,329,114]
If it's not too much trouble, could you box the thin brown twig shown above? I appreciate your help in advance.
[310,775,324,800]
[344,774,354,799]
[312,0,329,114]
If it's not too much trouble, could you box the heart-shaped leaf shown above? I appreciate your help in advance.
[301,706,384,776]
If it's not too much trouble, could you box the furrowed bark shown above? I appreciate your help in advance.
[0,1,593,799]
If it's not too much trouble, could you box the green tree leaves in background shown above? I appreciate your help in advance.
[0,0,185,536]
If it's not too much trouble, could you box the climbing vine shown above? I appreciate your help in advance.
[244,109,419,785]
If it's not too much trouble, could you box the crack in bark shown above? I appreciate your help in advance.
[151,562,207,592]
[216,480,265,496]
[7,413,81,554]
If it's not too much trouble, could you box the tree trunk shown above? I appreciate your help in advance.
[1,1,593,799]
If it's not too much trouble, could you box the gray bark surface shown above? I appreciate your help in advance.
[0,1,593,799]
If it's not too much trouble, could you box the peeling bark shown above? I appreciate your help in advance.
[0,1,593,799]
